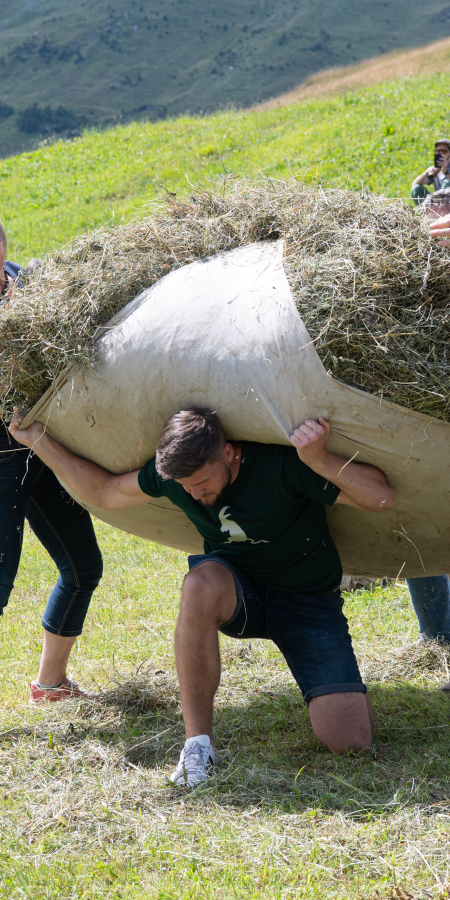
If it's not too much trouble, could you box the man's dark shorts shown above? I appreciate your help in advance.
[188,554,366,706]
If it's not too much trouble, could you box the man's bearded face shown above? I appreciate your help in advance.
[176,459,232,507]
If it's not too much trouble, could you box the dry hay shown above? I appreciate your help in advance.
[93,665,178,713]
[360,640,450,686]
[2,178,450,419]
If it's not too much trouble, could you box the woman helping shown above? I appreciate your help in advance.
[0,220,103,704]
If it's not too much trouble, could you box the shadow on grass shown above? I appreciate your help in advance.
[196,681,450,814]
[2,680,449,816]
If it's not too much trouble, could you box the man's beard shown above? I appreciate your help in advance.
[199,466,232,507]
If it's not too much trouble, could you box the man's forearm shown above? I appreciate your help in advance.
[412,171,431,186]
[307,449,392,511]
[25,431,112,507]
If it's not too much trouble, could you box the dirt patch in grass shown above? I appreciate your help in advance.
[258,36,450,109]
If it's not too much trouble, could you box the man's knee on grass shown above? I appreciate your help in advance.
[308,691,374,755]
[181,562,237,625]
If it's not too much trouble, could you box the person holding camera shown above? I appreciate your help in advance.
[411,139,450,205]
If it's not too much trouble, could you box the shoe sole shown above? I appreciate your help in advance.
[169,777,209,787]
[29,694,92,706]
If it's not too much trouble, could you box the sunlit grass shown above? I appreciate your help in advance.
[0,522,449,898]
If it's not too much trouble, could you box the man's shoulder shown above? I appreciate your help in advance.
[243,440,339,505]
[241,440,293,457]
[240,441,297,476]
[138,456,163,497]
[239,441,298,487]
[138,455,185,501]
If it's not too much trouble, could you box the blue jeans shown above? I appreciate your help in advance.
[0,423,103,636]
[406,576,450,642]
[411,181,450,205]
[188,554,365,705]
[411,184,431,205]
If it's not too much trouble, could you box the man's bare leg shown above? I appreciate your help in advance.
[36,631,78,685]
[175,565,374,755]
[175,562,237,739]
[309,692,374,754]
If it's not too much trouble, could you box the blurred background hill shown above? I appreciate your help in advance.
[2,0,450,159]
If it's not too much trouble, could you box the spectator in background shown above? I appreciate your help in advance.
[411,139,450,205]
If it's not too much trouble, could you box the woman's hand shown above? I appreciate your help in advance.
[429,212,450,247]
[8,407,44,449]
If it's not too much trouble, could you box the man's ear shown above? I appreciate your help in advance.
[223,442,235,463]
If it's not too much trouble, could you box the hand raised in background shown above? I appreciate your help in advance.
[429,212,450,247]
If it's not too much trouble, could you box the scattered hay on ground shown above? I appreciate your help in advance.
[2,178,450,420]
[93,664,178,713]
[360,640,450,685]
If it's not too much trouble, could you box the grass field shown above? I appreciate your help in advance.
[1,523,449,898]
[2,66,450,263]
[2,53,450,899]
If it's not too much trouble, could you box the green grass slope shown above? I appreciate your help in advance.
[1,0,450,159]
[2,69,449,262]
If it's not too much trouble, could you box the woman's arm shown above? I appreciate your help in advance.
[9,415,150,511]
[429,211,450,246]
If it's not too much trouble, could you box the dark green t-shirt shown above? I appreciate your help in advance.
[138,441,342,593]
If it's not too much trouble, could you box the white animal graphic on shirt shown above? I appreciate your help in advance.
[219,506,248,542]
[218,507,269,544]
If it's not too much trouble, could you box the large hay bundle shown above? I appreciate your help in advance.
[17,239,450,578]
[1,179,450,419]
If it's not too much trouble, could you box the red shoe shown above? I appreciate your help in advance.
[29,677,92,706]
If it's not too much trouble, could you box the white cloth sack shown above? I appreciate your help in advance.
[22,241,450,578]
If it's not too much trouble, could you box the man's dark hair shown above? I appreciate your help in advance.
[155,407,226,480]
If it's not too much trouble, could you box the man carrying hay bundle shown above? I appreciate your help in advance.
[10,406,394,786]
[0,221,103,705]
[3,178,450,700]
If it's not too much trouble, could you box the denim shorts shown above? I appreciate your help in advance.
[187,553,366,705]
[0,422,103,636]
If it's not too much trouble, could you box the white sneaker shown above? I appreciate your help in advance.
[169,737,215,787]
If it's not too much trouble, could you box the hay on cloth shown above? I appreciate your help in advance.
[2,178,450,420]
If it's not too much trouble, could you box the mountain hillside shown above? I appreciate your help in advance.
[2,62,449,262]
[259,35,450,107]
[2,0,450,159]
